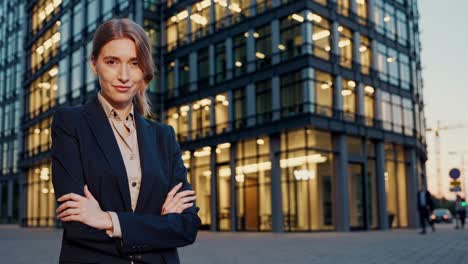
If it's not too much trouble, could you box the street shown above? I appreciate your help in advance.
[0,224,466,264]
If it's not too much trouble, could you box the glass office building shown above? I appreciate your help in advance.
[0,0,426,232]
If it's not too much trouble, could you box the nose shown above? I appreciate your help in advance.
[118,64,130,84]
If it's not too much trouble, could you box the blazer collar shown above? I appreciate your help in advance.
[83,96,153,212]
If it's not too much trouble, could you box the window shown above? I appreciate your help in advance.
[233,34,247,77]
[191,98,212,139]
[191,1,210,41]
[31,25,60,72]
[402,98,413,136]
[85,42,96,92]
[396,10,408,46]
[280,14,302,61]
[315,71,333,117]
[399,54,410,90]
[312,15,331,61]
[236,137,271,231]
[385,144,408,228]
[360,35,371,75]
[280,71,303,117]
[364,85,375,126]
[255,80,272,124]
[281,128,334,231]
[233,88,247,129]
[215,42,226,83]
[381,91,392,130]
[198,47,210,87]
[178,56,190,95]
[254,24,272,69]
[215,93,229,133]
[32,0,62,34]
[72,2,83,42]
[28,67,58,118]
[214,0,228,29]
[167,9,189,50]
[230,0,250,24]
[166,61,175,98]
[391,94,402,133]
[337,0,350,17]
[356,0,368,25]
[57,56,69,104]
[342,79,356,121]
[87,0,98,32]
[71,49,83,98]
[338,26,352,68]
[256,0,272,15]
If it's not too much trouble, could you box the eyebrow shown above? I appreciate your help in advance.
[102,56,138,61]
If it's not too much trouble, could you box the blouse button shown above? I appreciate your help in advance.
[131,182,137,187]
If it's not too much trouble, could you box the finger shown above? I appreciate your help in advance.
[84,185,95,200]
[180,196,197,204]
[57,193,85,203]
[60,214,81,222]
[167,183,183,198]
[174,190,196,200]
[56,201,79,214]
[177,203,194,213]
[57,208,81,219]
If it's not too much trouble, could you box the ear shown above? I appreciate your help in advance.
[90,55,98,75]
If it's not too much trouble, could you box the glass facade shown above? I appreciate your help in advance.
[0,0,426,231]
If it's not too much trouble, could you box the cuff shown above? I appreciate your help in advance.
[106,211,122,238]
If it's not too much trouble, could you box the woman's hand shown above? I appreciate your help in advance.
[56,185,112,231]
[161,182,197,215]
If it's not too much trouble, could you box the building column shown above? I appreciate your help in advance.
[272,76,280,121]
[333,134,350,231]
[302,10,313,55]
[187,105,193,140]
[209,96,216,136]
[375,88,383,128]
[7,180,13,222]
[270,133,283,232]
[186,6,192,42]
[19,174,27,227]
[405,147,419,228]
[225,38,233,79]
[209,0,216,34]
[0,182,3,219]
[303,67,315,113]
[246,29,256,73]
[189,51,198,92]
[334,75,343,118]
[367,0,375,25]
[210,148,218,231]
[246,84,256,127]
[356,83,365,123]
[375,141,389,229]
[331,21,340,64]
[271,19,280,65]
[229,144,237,231]
[352,31,361,66]
[350,0,357,15]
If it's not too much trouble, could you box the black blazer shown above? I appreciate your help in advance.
[51,96,201,264]
[417,191,434,211]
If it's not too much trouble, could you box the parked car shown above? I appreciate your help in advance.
[431,208,453,223]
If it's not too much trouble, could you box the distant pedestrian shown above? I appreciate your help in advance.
[417,186,435,234]
[455,195,466,229]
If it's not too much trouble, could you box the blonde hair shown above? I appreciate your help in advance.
[92,18,155,117]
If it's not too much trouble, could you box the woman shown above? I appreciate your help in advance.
[52,18,200,264]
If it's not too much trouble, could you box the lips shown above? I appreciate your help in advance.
[113,85,132,92]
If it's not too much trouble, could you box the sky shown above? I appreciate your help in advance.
[419,0,468,199]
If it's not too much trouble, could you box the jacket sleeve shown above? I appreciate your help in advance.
[117,125,201,253]
[51,108,120,256]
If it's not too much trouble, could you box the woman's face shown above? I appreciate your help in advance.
[91,38,145,110]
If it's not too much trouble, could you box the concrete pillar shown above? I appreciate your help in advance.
[246,84,256,127]
[333,134,350,231]
[334,76,343,118]
[302,10,313,55]
[350,0,357,15]
[405,147,419,228]
[367,0,375,24]
[371,41,379,70]
[331,22,340,58]
[187,105,193,140]
[189,51,198,92]
[303,67,315,113]
[186,6,192,42]
[19,174,27,227]
[246,29,256,73]
[0,182,3,219]
[210,149,218,231]
[229,144,237,231]
[209,0,215,34]
[353,31,361,65]
[271,19,280,65]
[225,38,233,79]
[209,44,216,85]
[356,83,365,122]
[270,133,283,232]
[375,89,383,127]
[376,141,389,229]
[7,180,13,222]
[272,76,280,121]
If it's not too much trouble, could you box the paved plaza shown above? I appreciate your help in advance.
[0,224,467,264]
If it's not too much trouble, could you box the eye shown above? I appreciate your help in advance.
[105,59,116,65]
[130,61,139,67]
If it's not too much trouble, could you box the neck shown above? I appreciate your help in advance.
[100,91,133,117]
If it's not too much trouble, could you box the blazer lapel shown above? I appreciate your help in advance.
[83,97,132,211]
[134,111,163,213]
